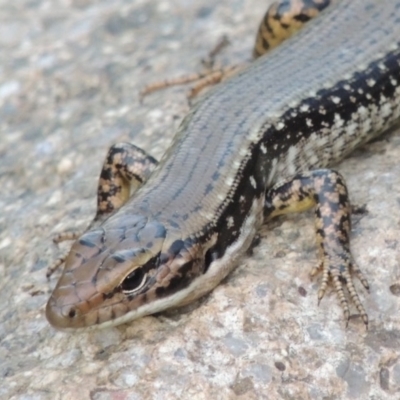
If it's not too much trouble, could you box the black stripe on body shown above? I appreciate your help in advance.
[263,47,400,171]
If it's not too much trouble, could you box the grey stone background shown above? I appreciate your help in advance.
[1,0,400,399]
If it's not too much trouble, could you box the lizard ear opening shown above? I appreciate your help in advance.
[204,247,218,273]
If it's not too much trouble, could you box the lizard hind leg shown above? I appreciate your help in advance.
[264,168,369,328]
[142,1,334,99]
[253,0,333,57]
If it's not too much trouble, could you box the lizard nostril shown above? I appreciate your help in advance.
[46,299,80,329]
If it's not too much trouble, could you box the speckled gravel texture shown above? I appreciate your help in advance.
[1,0,400,399]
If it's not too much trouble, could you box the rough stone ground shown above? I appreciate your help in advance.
[1,0,400,399]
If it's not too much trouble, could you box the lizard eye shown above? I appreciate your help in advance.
[120,269,147,294]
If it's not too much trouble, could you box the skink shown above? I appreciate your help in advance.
[46,0,400,330]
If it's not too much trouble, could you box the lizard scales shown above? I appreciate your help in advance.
[46,0,400,330]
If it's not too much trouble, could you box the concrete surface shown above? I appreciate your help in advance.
[1,0,400,399]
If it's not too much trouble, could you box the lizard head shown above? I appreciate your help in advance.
[46,215,213,331]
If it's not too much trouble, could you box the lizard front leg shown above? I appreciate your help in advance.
[264,168,369,328]
[47,143,158,278]
[92,142,158,225]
